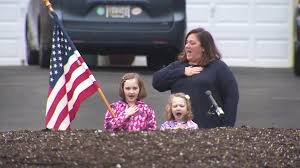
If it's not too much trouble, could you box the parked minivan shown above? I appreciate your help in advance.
[25,0,186,69]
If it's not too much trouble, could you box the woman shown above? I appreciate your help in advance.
[152,27,239,128]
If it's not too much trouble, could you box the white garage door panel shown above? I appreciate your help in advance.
[0,0,28,65]
[0,5,17,21]
[213,26,252,39]
[219,40,249,59]
[255,0,287,4]
[255,6,288,23]
[215,5,249,23]
[0,0,17,2]
[0,23,17,37]
[187,0,210,3]
[186,0,291,68]
[186,5,210,22]
[0,40,18,57]
[256,40,288,58]
[186,3,210,31]
[254,25,287,39]
[187,23,210,33]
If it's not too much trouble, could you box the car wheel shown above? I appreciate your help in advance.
[26,41,39,65]
[25,18,39,65]
[39,36,51,68]
[295,43,300,76]
[39,19,52,68]
[147,51,177,70]
[83,54,98,69]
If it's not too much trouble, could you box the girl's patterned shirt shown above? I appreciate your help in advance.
[160,120,198,130]
[105,100,157,132]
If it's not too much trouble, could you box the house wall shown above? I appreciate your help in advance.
[186,0,294,67]
[0,0,295,67]
[0,0,29,65]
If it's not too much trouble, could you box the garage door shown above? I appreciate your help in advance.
[186,0,293,67]
[0,0,28,65]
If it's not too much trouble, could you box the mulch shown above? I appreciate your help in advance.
[0,128,299,168]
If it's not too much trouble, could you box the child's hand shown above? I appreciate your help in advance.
[176,123,188,129]
[125,105,139,118]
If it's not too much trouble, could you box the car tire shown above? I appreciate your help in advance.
[39,35,51,68]
[25,18,39,65]
[83,54,98,69]
[26,41,39,65]
[295,42,300,76]
[147,50,177,70]
[39,18,52,68]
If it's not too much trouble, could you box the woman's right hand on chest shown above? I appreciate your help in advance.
[184,66,203,76]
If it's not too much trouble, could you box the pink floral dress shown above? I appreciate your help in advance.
[104,100,157,132]
[160,120,198,130]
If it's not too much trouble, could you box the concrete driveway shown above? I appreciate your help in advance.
[0,66,299,131]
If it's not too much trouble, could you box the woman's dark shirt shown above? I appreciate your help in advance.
[152,60,239,128]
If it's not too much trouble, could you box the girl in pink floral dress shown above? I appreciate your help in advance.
[104,73,157,132]
[160,93,198,130]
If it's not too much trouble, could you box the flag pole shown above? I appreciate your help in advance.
[43,0,53,12]
[97,88,115,117]
[42,0,116,118]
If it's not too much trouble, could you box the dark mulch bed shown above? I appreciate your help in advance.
[0,128,299,168]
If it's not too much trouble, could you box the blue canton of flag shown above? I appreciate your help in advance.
[49,27,71,87]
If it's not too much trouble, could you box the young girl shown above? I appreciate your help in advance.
[104,73,157,132]
[160,93,198,130]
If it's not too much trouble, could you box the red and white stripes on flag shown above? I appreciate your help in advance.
[45,50,98,130]
[45,16,98,130]
[46,54,98,130]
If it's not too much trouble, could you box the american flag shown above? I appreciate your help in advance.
[45,14,98,130]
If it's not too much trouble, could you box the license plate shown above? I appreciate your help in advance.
[106,5,130,18]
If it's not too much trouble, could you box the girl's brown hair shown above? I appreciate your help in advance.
[179,27,222,66]
[119,73,147,100]
[164,92,193,121]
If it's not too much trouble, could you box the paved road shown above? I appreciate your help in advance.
[0,66,300,131]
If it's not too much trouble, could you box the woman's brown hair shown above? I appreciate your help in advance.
[179,27,222,66]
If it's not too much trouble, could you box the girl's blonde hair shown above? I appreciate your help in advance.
[164,92,193,121]
[119,73,147,100]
